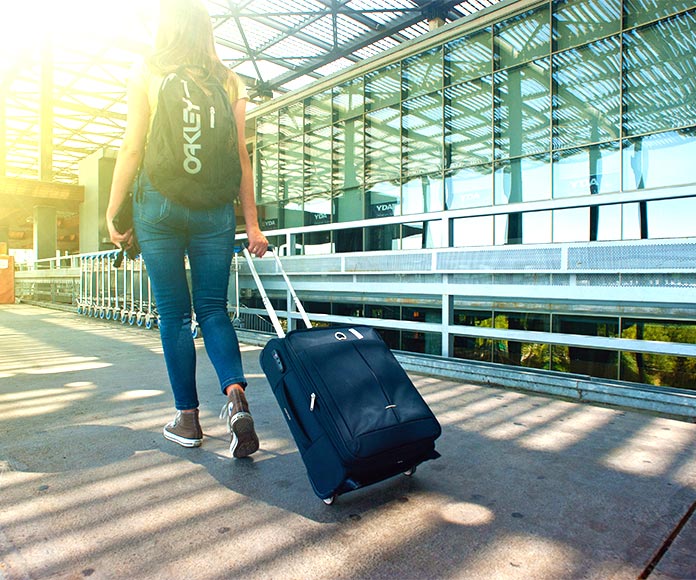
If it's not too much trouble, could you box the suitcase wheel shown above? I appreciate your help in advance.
[322,495,336,505]
[403,466,417,477]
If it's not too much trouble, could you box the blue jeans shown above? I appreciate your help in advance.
[134,174,246,410]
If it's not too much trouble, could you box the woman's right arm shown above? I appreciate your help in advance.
[106,69,150,248]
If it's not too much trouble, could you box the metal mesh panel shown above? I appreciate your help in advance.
[281,257,343,273]
[493,273,552,286]
[345,253,433,272]
[619,274,696,288]
[568,243,696,271]
[437,248,562,271]
[355,274,441,284]
[575,274,621,287]
[449,274,495,285]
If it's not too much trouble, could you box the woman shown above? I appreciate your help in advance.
[106,0,268,458]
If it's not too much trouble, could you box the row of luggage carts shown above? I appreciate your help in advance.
[76,250,159,330]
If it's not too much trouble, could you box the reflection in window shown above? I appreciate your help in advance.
[281,198,304,229]
[366,181,400,219]
[365,106,400,184]
[445,28,492,85]
[334,76,364,121]
[623,0,696,28]
[553,0,621,50]
[445,165,493,209]
[494,5,551,69]
[333,120,364,193]
[279,102,303,139]
[623,12,696,135]
[365,63,400,110]
[402,175,444,214]
[553,207,590,242]
[495,211,552,245]
[552,38,621,149]
[494,60,551,158]
[494,341,550,369]
[444,78,493,168]
[403,92,443,176]
[552,345,618,379]
[256,145,279,206]
[643,197,696,239]
[305,90,333,131]
[553,144,621,198]
[279,137,303,199]
[494,155,551,204]
[402,47,443,98]
[453,216,493,247]
[622,130,696,190]
[256,112,278,148]
[305,128,332,197]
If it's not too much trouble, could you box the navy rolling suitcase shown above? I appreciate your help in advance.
[243,247,441,504]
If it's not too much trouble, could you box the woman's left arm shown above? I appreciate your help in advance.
[234,97,268,258]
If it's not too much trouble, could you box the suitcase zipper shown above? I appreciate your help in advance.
[310,392,316,412]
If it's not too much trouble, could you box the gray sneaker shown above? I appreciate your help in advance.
[219,389,259,458]
[163,410,203,447]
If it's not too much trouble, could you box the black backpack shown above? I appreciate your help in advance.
[143,67,241,209]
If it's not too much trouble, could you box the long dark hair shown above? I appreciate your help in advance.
[147,0,239,97]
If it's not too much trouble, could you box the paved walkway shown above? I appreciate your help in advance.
[1,304,695,580]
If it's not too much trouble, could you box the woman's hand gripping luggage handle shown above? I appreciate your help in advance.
[241,243,312,338]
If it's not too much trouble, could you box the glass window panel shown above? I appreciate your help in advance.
[305,128,332,197]
[595,204,623,241]
[553,207,590,242]
[333,119,364,193]
[279,137,304,199]
[401,331,442,356]
[622,129,696,190]
[333,186,365,223]
[281,197,304,229]
[494,60,551,158]
[334,227,364,252]
[622,318,696,344]
[422,220,447,248]
[621,352,696,388]
[279,102,304,139]
[552,0,621,50]
[493,341,551,369]
[644,197,696,239]
[256,112,278,148]
[552,38,621,149]
[444,78,494,168]
[453,216,494,247]
[259,201,280,231]
[401,222,424,250]
[494,5,551,69]
[551,345,618,379]
[553,143,621,198]
[496,311,551,331]
[553,314,619,335]
[365,106,401,184]
[445,164,493,209]
[624,0,696,27]
[495,211,552,245]
[403,92,443,176]
[622,202,643,239]
[365,63,401,111]
[304,191,332,226]
[495,155,551,204]
[453,336,494,362]
[367,181,400,219]
[403,47,443,98]
[402,175,444,214]
[256,145,279,205]
[445,28,492,85]
[305,89,333,131]
[334,76,365,121]
[623,13,696,135]
[366,223,400,251]
[300,232,333,255]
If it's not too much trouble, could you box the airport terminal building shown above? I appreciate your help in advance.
[242,0,696,389]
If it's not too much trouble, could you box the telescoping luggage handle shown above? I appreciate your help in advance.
[241,244,312,338]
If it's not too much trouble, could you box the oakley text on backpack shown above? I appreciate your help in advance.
[143,68,241,208]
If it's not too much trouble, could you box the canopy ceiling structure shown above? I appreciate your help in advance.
[0,0,502,250]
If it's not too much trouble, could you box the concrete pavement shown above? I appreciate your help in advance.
[1,304,695,580]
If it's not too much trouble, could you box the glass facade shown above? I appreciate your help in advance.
[249,0,696,389]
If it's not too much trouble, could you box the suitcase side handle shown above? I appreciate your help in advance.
[241,245,312,338]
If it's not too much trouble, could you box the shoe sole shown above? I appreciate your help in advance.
[163,428,202,448]
[229,412,259,458]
